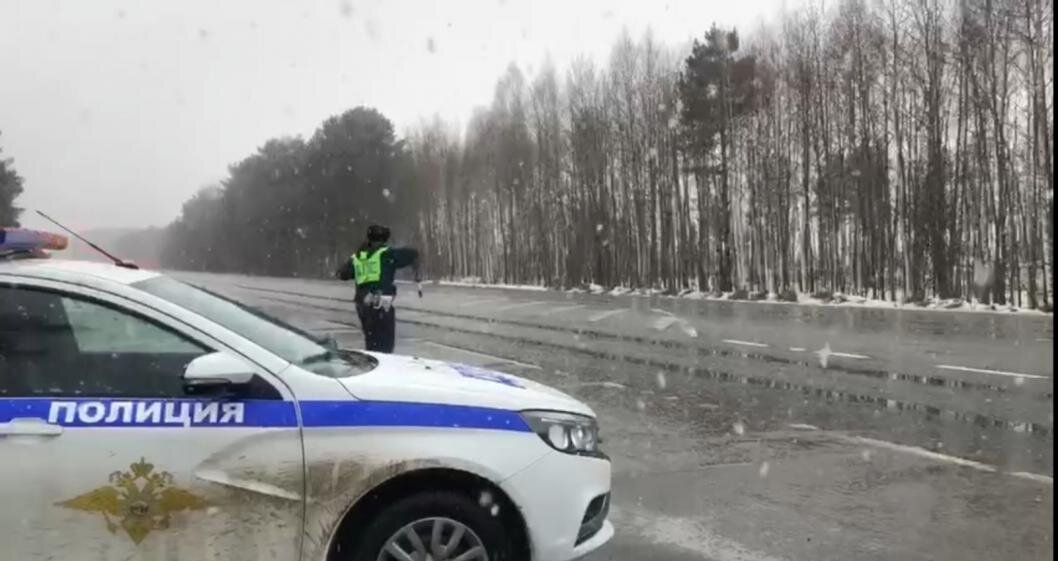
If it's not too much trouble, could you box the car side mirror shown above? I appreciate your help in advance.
[182,352,255,397]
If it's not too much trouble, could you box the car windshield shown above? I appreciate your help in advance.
[134,275,374,376]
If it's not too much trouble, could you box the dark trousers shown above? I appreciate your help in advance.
[356,303,396,353]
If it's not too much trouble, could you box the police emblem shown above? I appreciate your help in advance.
[56,458,209,544]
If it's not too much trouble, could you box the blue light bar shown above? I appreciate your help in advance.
[0,228,69,252]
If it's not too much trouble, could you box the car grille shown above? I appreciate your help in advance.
[575,492,610,546]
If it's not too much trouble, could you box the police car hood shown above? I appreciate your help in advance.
[337,353,594,417]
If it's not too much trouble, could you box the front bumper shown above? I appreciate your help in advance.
[500,450,613,561]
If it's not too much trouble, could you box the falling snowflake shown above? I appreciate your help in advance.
[732,421,745,436]
[635,398,646,411]
[655,372,667,390]
[861,449,872,461]
[815,342,832,368]
[758,461,770,478]
[364,19,379,40]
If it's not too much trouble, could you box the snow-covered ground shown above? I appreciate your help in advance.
[435,278,1052,315]
[434,278,550,292]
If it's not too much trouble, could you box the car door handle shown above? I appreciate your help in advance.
[0,417,64,437]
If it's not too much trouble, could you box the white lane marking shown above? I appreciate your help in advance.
[849,436,997,472]
[652,316,680,331]
[609,506,783,561]
[587,308,626,322]
[787,423,820,431]
[451,297,506,307]
[548,304,586,314]
[845,436,1052,485]
[814,342,870,366]
[577,381,629,390]
[723,339,769,348]
[936,364,1048,380]
[789,347,807,352]
[418,341,542,370]
[461,297,511,307]
[1010,472,1055,484]
[496,301,551,312]
[830,351,870,359]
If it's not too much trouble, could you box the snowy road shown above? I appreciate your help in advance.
[178,272,1053,561]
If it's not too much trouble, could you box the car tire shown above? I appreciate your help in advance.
[342,490,516,561]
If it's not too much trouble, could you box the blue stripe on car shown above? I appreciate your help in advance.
[299,400,530,431]
[0,398,531,432]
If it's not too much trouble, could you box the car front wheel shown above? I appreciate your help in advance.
[346,490,514,561]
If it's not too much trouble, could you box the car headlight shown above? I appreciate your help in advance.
[521,410,603,456]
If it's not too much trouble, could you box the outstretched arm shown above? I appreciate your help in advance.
[392,247,422,295]
[410,251,422,296]
[392,248,420,274]
[411,254,422,282]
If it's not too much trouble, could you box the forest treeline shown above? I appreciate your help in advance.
[160,0,1053,308]
[0,133,24,228]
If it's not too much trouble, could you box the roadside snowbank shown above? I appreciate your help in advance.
[436,278,549,292]
[434,278,1051,315]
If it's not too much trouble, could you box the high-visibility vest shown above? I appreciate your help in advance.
[352,246,389,285]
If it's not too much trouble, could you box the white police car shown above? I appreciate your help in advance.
[0,229,613,561]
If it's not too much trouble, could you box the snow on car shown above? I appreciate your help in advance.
[0,229,613,561]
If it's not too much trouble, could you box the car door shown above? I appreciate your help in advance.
[0,279,304,561]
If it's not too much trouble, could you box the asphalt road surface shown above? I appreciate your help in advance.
[176,272,1053,561]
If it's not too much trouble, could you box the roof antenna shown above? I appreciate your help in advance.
[35,210,139,270]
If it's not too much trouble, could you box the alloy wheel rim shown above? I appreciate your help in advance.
[376,516,489,561]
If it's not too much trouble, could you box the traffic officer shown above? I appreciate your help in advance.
[336,224,420,353]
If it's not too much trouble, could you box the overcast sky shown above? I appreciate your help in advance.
[2,0,800,231]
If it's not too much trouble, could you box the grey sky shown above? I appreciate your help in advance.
[2,0,798,231]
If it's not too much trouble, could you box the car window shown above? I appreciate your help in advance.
[61,297,203,354]
[0,285,207,397]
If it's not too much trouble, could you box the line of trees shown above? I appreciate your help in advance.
[161,107,416,276]
[161,0,1052,308]
[410,0,1052,307]
[0,133,24,227]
